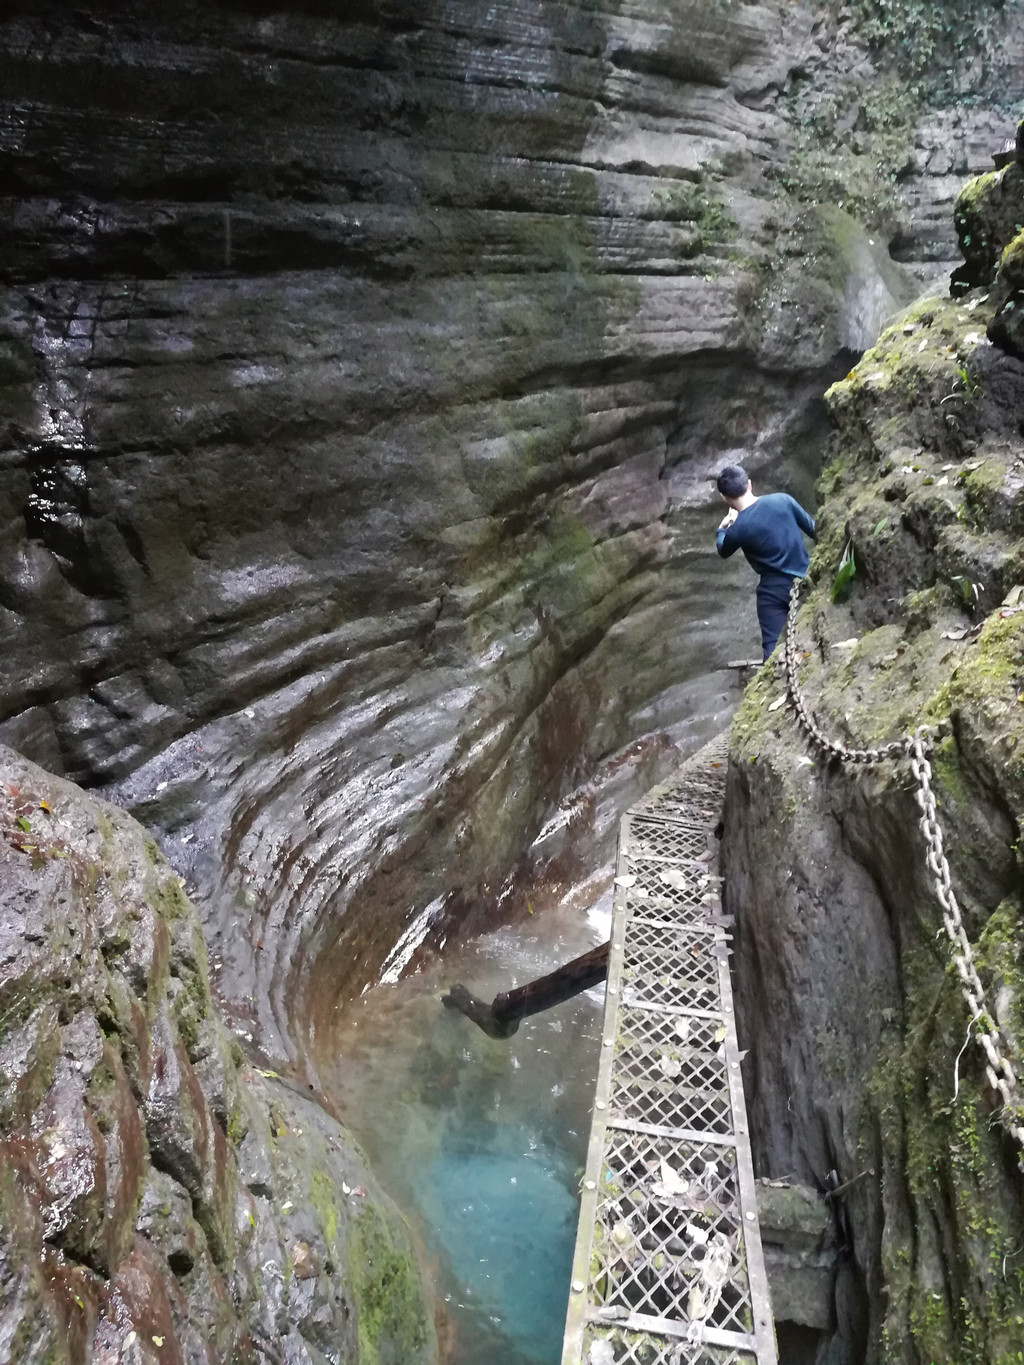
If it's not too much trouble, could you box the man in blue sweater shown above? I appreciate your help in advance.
[714,464,815,661]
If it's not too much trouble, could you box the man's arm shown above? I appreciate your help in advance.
[787,495,815,540]
[716,518,740,558]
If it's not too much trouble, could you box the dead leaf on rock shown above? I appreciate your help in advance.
[659,868,688,890]
[657,1159,689,1197]
[768,696,786,712]
[291,1240,319,1280]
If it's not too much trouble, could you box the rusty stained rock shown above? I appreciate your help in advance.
[0,748,436,1364]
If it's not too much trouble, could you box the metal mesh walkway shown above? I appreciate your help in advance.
[562,737,777,1365]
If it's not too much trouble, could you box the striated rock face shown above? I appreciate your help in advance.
[0,745,435,1364]
[0,1,1023,1067]
[725,136,1024,1362]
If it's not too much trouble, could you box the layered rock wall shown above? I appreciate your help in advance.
[0,1,1022,1061]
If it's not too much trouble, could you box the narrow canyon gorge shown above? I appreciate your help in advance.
[1,2,1023,1362]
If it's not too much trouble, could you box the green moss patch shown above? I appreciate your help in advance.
[309,1167,339,1248]
[351,1204,431,1365]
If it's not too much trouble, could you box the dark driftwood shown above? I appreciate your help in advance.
[442,940,610,1038]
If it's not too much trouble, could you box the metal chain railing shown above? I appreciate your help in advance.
[909,733,1024,1152]
[781,579,1024,1162]
[782,581,912,764]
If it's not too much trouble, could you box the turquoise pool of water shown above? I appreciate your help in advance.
[319,898,608,1364]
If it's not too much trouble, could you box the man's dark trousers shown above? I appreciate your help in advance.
[756,570,794,661]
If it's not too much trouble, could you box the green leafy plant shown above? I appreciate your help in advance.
[957,363,982,399]
[958,575,981,606]
[850,0,1005,92]
[831,541,856,603]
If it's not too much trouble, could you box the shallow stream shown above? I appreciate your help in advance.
[318,895,610,1365]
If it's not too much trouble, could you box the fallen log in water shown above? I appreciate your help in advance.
[441,939,610,1038]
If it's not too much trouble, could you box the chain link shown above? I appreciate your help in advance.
[782,578,1024,1163]
[782,577,912,764]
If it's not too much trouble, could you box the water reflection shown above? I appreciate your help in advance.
[319,897,609,1364]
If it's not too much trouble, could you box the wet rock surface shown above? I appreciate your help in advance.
[725,146,1024,1361]
[0,5,1022,1361]
[756,1181,835,1334]
[0,745,435,1365]
[1,4,1022,1072]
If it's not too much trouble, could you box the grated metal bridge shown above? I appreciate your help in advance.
[562,737,777,1365]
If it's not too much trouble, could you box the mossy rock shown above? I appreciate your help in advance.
[988,228,1024,359]
[350,1202,432,1365]
[952,164,1024,296]
[728,150,1024,1356]
[0,747,438,1363]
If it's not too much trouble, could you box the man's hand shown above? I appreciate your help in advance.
[719,508,738,530]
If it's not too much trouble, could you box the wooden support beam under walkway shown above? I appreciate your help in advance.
[562,735,778,1365]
